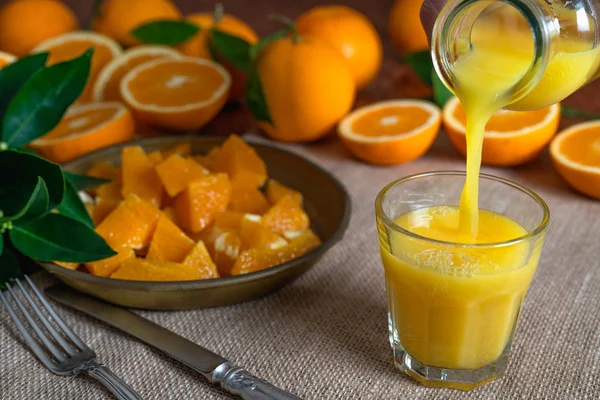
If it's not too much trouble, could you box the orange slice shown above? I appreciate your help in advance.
[0,51,16,69]
[33,31,122,102]
[121,146,165,207]
[265,180,303,206]
[85,246,135,277]
[155,154,208,198]
[120,57,231,131]
[92,45,181,102]
[231,230,321,275]
[550,121,600,200]
[443,97,561,166]
[182,241,219,279]
[174,173,232,233]
[261,195,310,236]
[338,99,441,165]
[95,195,161,250]
[30,102,135,164]
[110,258,203,282]
[146,213,195,263]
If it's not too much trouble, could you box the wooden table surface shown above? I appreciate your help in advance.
[3,0,596,134]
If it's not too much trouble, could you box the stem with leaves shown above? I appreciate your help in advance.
[0,49,117,287]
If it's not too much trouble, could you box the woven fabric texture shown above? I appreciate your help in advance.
[1,134,599,399]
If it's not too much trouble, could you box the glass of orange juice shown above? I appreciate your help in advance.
[376,171,549,391]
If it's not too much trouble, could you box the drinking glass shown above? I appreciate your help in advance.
[375,171,549,390]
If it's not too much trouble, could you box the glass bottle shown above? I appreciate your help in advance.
[432,0,600,111]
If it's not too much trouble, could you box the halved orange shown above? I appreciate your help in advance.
[30,102,135,163]
[120,57,231,131]
[338,99,441,165]
[92,45,181,102]
[443,97,561,166]
[550,121,600,200]
[0,51,16,69]
[32,31,122,102]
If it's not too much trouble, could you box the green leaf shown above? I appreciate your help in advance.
[132,20,199,45]
[0,233,3,256]
[404,51,434,86]
[432,70,454,108]
[249,29,288,61]
[64,171,110,191]
[0,179,41,222]
[211,29,252,72]
[20,177,49,221]
[0,246,23,289]
[561,106,600,120]
[2,49,92,148]
[10,213,116,263]
[0,150,64,209]
[245,67,272,123]
[0,177,49,222]
[57,180,93,228]
[0,52,48,124]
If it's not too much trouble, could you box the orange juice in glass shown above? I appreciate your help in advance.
[376,172,549,390]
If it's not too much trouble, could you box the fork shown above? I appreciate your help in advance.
[0,276,144,400]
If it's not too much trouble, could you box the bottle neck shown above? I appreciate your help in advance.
[432,0,557,105]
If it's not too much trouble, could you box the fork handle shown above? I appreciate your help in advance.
[85,362,144,400]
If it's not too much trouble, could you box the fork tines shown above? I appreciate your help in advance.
[0,276,90,373]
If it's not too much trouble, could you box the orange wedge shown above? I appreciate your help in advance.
[120,57,231,131]
[550,121,600,200]
[30,102,135,163]
[33,31,122,102]
[0,51,16,69]
[92,45,181,102]
[443,97,560,166]
[338,100,441,165]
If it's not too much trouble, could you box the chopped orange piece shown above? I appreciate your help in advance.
[87,160,121,181]
[214,211,245,231]
[146,214,195,263]
[54,261,79,270]
[93,178,123,225]
[85,246,135,277]
[231,230,321,275]
[155,154,208,197]
[213,135,267,188]
[92,196,121,225]
[228,179,269,214]
[194,145,220,171]
[96,195,161,249]
[110,258,202,281]
[162,143,192,158]
[162,206,176,222]
[183,241,219,279]
[266,179,303,206]
[261,195,310,236]
[148,151,164,165]
[121,146,164,207]
[174,173,232,233]
[211,230,243,276]
[240,218,287,250]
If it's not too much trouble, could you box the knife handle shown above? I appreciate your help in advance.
[212,363,303,400]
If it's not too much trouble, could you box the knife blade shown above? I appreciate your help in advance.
[46,285,303,400]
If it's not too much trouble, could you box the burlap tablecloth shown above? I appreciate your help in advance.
[1,132,599,399]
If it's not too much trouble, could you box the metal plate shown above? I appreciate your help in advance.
[38,136,351,310]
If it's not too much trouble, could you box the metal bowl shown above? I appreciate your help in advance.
[39,136,350,310]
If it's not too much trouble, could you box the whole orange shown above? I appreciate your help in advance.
[92,0,181,47]
[0,0,78,57]
[256,35,355,142]
[296,5,382,89]
[180,12,258,101]
[388,0,429,55]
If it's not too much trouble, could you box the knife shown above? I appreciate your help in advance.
[45,285,303,400]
